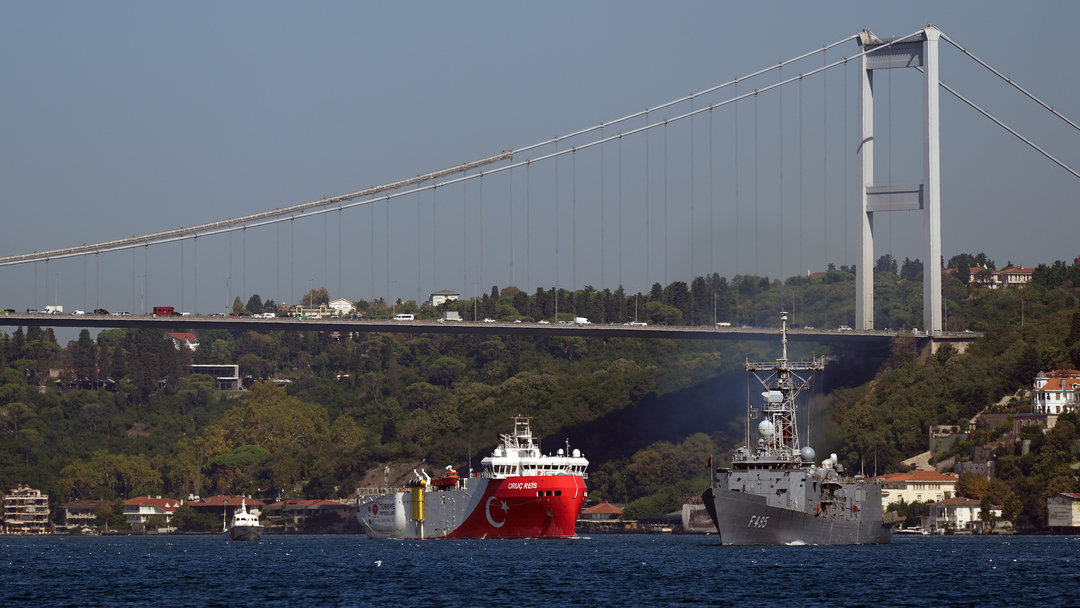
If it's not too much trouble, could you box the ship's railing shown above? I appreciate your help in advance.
[355,486,403,497]
[745,360,824,371]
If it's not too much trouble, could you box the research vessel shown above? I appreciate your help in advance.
[702,312,894,545]
[357,415,588,539]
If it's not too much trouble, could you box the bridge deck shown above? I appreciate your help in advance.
[0,314,979,343]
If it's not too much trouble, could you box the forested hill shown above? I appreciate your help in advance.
[2,257,1080,527]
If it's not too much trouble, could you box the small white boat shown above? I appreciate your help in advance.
[223,499,264,541]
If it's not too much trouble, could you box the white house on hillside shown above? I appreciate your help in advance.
[328,298,355,316]
[430,290,459,307]
[1031,370,1080,414]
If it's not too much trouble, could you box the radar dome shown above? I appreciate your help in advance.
[757,419,775,438]
[800,446,816,462]
[572,449,581,458]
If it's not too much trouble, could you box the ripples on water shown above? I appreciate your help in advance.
[1,534,1077,607]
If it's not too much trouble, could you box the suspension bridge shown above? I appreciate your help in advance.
[1,25,1076,338]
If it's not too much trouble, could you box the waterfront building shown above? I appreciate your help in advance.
[876,470,958,511]
[123,496,182,533]
[928,496,1001,533]
[57,499,105,533]
[3,484,51,534]
[1047,493,1080,531]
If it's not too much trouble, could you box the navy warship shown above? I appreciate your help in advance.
[702,312,894,544]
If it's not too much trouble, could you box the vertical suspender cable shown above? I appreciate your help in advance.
[415,196,420,301]
[618,135,623,288]
[555,141,560,294]
[709,107,714,274]
[844,58,849,267]
[95,253,99,311]
[339,208,343,300]
[324,213,329,294]
[526,162,531,292]
[479,174,484,294]
[779,65,784,280]
[664,119,669,285]
[83,256,87,311]
[600,125,605,288]
[645,110,651,284]
[572,148,577,290]
[463,178,469,299]
[180,240,185,313]
[823,48,829,269]
[143,245,148,314]
[369,205,375,302]
[888,68,893,259]
[656,122,665,289]
[275,225,280,309]
[754,91,759,276]
[432,187,437,292]
[509,167,514,287]
[734,84,740,274]
[799,77,804,275]
[386,196,391,305]
[690,97,695,281]
[242,228,247,303]
[194,237,198,314]
[290,218,295,307]
[570,147,578,289]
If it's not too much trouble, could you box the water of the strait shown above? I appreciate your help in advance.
[2,534,1078,607]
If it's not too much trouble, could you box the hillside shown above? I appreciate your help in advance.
[2,257,1079,529]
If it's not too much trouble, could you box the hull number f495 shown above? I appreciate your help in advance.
[748,515,769,528]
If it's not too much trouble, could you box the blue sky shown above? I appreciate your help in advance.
[1,1,1077,318]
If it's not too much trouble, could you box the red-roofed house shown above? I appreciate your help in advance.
[187,495,265,514]
[876,470,957,511]
[123,496,183,533]
[580,502,623,521]
[1031,370,1080,414]
[997,266,1034,288]
[167,332,199,351]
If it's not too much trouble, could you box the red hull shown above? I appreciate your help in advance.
[358,475,588,539]
[445,475,587,539]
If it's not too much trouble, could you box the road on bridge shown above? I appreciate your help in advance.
[0,313,979,345]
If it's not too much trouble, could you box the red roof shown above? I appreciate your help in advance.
[188,495,266,508]
[876,471,957,483]
[123,496,182,511]
[1037,377,1080,391]
[167,332,197,342]
[266,499,347,509]
[582,502,623,515]
[936,496,981,507]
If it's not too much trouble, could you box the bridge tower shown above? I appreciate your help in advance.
[855,26,942,334]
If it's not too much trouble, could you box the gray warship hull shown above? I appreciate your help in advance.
[702,312,894,545]
[702,487,892,545]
